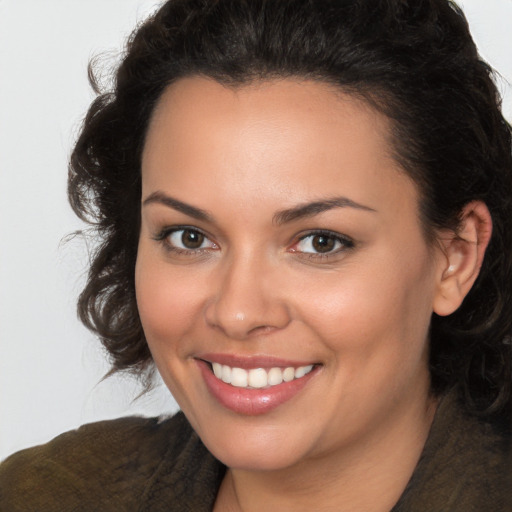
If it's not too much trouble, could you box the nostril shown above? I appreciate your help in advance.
[247,325,275,336]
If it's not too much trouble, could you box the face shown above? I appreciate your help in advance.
[136,77,445,471]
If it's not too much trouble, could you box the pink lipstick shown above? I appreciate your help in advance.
[196,355,320,415]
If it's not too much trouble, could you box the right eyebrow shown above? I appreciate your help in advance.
[273,196,376,225]
[142,191,213,222]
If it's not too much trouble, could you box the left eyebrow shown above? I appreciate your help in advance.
[273,197,376,225]
[142,191,212,222]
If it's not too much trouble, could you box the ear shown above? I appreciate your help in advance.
[433,201,492,317]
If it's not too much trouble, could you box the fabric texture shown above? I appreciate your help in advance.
[0,390,510,511]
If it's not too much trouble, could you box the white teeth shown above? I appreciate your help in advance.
[212,362,222,379]
[248,368,268,388]
[221,365,232,384]
[268,367,283,386]
[283,367,295,382]
[295,365,313,378]
[231,367,248,387]
[211,363,314,389]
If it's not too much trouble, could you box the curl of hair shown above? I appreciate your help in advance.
[69,0,512,415]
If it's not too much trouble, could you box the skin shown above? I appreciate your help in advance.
[135,77,490,511]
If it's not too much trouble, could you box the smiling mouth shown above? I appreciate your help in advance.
[208,362,315,389]
[197,357,321,415]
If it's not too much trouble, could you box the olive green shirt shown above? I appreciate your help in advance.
[1,391,511,511]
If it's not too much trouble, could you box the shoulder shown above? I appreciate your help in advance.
[0,412,193,512]
[395,390,512,511]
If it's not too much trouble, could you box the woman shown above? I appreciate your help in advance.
[1,0,511,510]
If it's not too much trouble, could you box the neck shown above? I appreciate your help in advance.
[214,394,438,512]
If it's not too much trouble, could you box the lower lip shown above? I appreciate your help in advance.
[197,360,319,416]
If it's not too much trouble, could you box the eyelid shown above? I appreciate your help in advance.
[154,224,210,239]
[153,225,219,253]
[152,225,353,260]
[288,229,354,257]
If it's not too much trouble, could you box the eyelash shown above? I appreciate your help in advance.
[291,230,355,260]
[153,227,354,260]
[153,226,218,256]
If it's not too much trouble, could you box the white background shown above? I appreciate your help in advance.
[1,0,511,461]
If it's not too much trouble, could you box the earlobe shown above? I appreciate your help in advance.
[433,201,492,317]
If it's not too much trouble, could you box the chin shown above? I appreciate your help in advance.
[191,414,316,471]
[209,440,308,472]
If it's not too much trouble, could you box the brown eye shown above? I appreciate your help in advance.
[164,228,216,252]
[311,235,335,253]
[293,231,353,256]
[181,229,204,249]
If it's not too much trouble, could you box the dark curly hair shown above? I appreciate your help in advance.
[68,0,512,416]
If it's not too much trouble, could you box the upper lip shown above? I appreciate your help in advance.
[196,353,319,369]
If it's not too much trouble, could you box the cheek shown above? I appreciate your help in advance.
[293,254,436,359]
[134,249,203,351]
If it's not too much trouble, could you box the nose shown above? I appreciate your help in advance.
[204,253,291,340]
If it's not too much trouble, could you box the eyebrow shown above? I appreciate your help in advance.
[142,191,212,222]
[142,191,375,224]
[273,197,376,225]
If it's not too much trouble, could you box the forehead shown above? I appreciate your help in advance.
[141,76,418,222]
[144,77,393,163]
